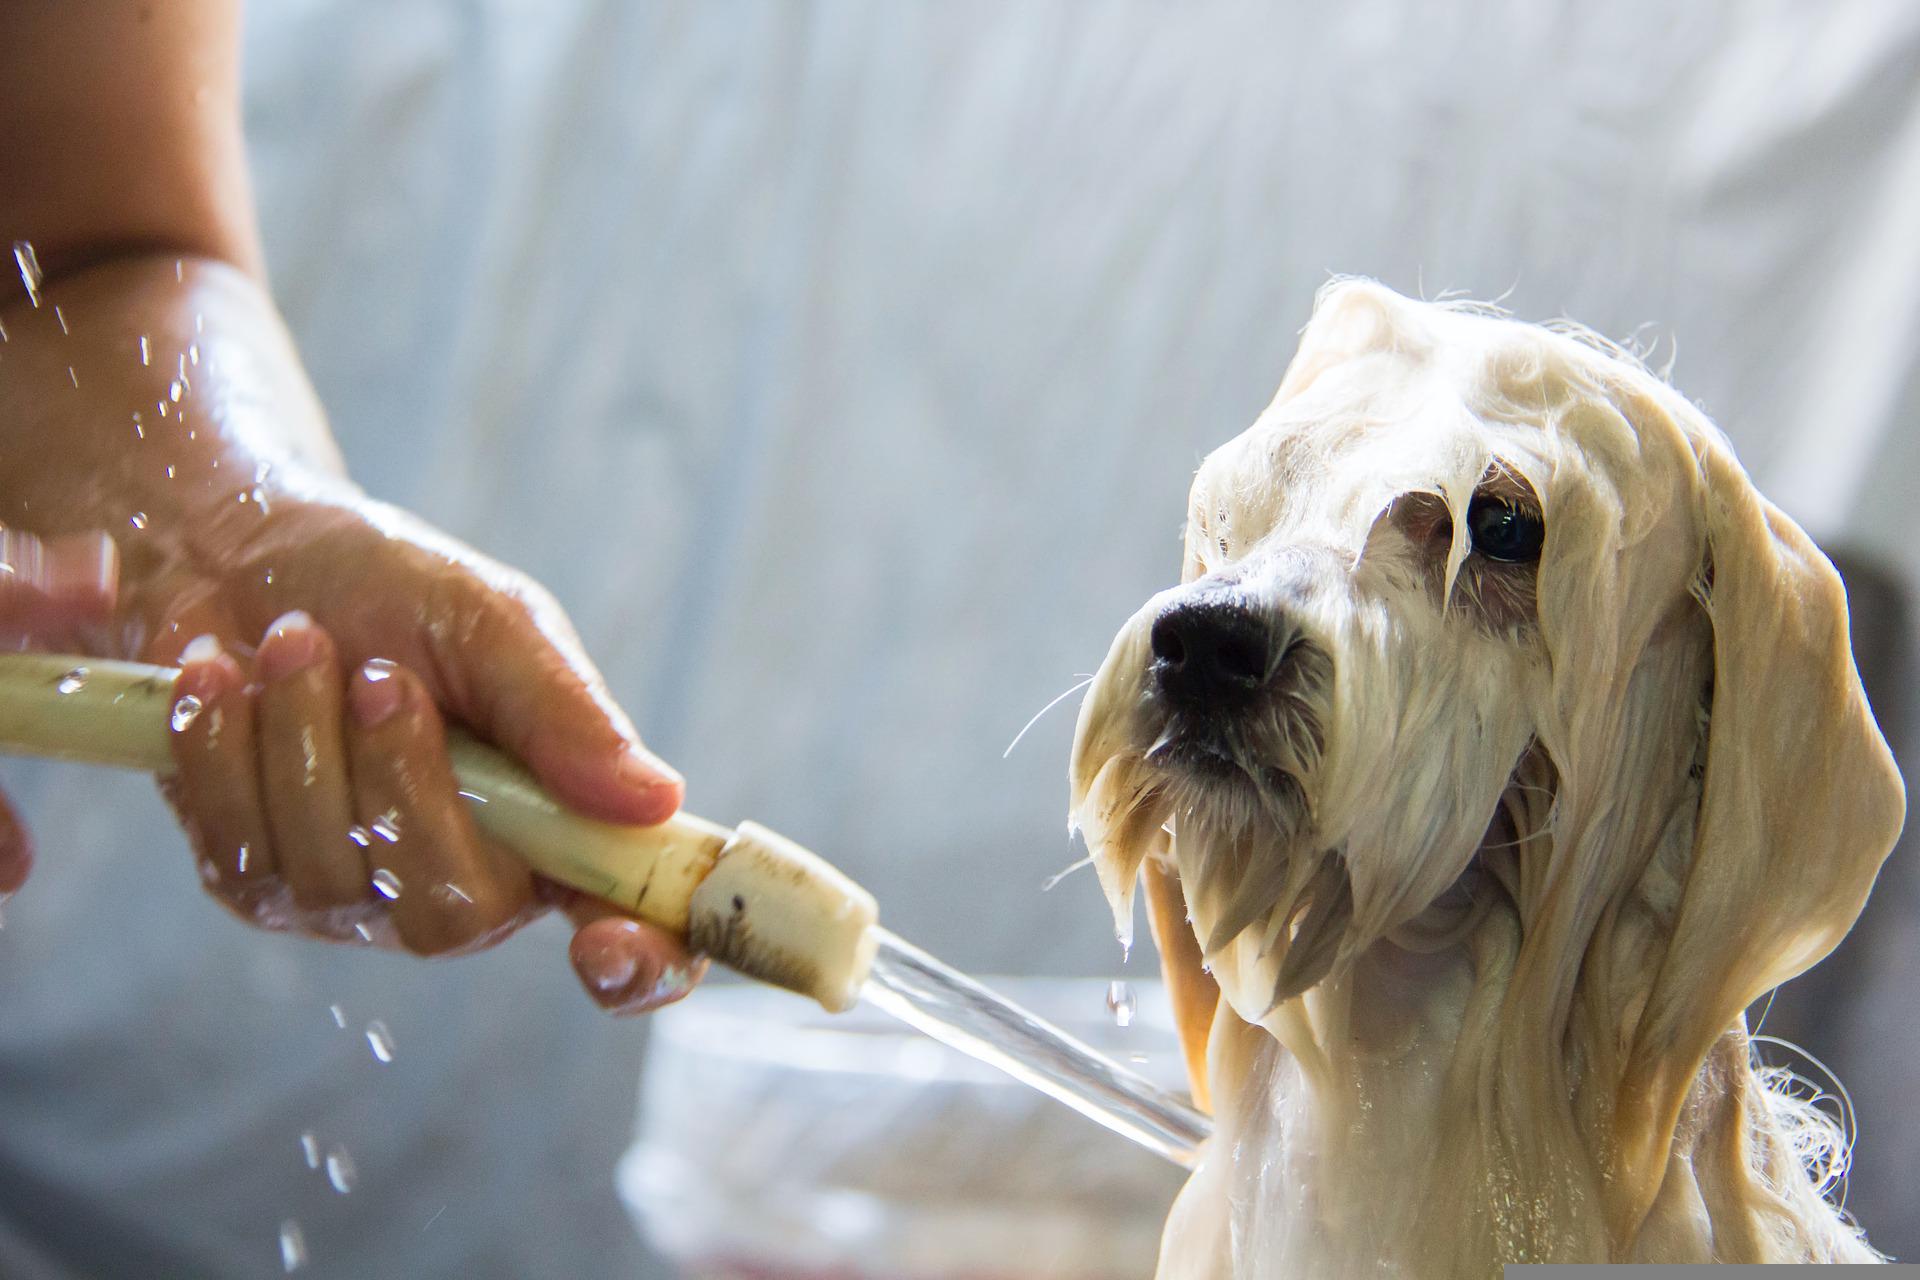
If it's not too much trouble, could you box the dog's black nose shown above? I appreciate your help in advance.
[1150,597,1272,709]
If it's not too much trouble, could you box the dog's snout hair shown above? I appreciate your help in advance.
[1067,279,1905,1276]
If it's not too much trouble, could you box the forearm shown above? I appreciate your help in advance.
[0,1,350,568]
[0,0,262,281]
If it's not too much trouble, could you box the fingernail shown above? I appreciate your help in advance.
[349,659,405,727]
[572,920,647,994]
[257,611,322,682]
[180,633,223,666]
[617,745,683,790]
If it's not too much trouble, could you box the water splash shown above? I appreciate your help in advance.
[1106,980,1138,1028]
[12,242,43,307]
[369,812,401,843]
[139,335,151,366]
[53,305,68,335]
[128,512,148,531]
[324,1145,356,1194]
[298,1131,320,1170]
[278,1220,307,1272]
[170,695,205,732]
[346,825,372,849]
[328,1003,347,1029]
[56,667,88,695]
[370,868,403,900]
[365,1020,396,1064]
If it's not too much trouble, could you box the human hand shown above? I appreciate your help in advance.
[0,255,703,1014]
[0,527,120,900]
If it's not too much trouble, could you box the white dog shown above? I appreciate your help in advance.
[1069,281,1905,1276]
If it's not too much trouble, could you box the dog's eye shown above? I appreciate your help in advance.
[1466,496,1545,563]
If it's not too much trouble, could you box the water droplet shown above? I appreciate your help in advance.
[170,694,205,732]
[157,400,169,418]
[299,1131,319,1169]
[128,511,148,530]
[455,789,489,805]
[139,335,151,365]
[352,921,375,943]
[324,1145,356,1194]
[365,1020,395,1064]
[278,1219,307,1272]
[361,661,395,683]
[165,465,176,479]
[56,667,88,695]
[346,825,372,848]
[188,341,200,366]
[434,882,474,905]
[265,568,276,585]
[13,241,43,307]
[168,379,183,402]
[370,868,402,900]
[173,258,183,282]
[328,1003,347,1029]
[53,305,68,335]
[369,812,401,843]
[1105,980,1137,1028]
[236,844,252,874]
[66,366,78,389]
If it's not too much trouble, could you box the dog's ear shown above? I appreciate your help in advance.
[1269,278,1413,408]
[1616,421,1904,1191]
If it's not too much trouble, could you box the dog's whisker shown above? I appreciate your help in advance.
[1038,853,1095,893]
[1002,674,1097,759]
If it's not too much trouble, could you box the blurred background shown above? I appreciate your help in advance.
[1,1,1915,1275]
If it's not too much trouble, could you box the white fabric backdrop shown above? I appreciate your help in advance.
[1,2,1914,1275]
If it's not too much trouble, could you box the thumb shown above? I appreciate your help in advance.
[0,528,119,648]
[423,578,683,828]
[0,785,32,901]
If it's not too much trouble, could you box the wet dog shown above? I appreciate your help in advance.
[1070,281,1904,1276]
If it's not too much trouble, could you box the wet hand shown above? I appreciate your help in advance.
[0,527,120,902]
[0,254,703,1015]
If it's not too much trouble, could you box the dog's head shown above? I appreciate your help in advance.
[1070,281,1902,1159]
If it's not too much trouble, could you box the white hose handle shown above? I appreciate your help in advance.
[0,654,877,1010]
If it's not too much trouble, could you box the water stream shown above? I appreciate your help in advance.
[861,927,1211,1167]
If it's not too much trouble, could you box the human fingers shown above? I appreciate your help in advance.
[343,657,539,956]
[0,785,32,900]
[254,612,367,917]
[0,527,117,646]
[166,634,280,909]
[413,571,683,828]
[557,887,705,1015]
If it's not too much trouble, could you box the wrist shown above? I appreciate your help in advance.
[0,253,347,531]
